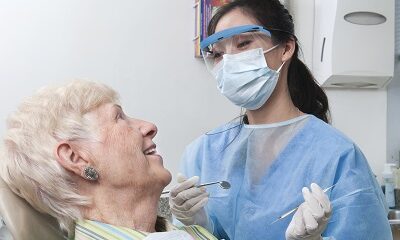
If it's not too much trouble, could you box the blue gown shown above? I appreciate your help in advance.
[181,115,391,240]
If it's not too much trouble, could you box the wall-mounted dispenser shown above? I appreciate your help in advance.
[312,0,395,88]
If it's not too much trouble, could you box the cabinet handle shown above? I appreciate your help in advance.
[321,37,326,62]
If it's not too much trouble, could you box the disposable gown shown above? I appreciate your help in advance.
[181,115,391,240]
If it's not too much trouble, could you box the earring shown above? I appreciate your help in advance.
[83,166,99,181]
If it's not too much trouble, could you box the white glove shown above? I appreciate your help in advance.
[169,173,212,230]
[285,183,332,240]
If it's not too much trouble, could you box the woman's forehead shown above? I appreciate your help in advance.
[215,8,259,33]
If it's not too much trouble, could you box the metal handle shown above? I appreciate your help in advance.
[161,181,224,194]
[321,37,326,62]
[270,184,337,225]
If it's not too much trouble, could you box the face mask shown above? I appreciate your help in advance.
[212,46,285,110]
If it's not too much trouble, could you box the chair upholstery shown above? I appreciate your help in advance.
[0,177,66,240]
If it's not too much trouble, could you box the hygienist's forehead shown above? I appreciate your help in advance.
[214,8,259,33]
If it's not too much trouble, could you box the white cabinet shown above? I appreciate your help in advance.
[289,0,395,88]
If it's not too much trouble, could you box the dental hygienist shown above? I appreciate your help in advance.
[169,0,391,239]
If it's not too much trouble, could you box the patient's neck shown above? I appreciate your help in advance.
[82,185,161,233]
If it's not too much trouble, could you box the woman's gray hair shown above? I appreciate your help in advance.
[0,80,119,236]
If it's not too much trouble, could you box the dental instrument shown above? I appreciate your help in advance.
[162,181,231,194]
[269,184,336,225]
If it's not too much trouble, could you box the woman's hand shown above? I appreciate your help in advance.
[285,183,332,240]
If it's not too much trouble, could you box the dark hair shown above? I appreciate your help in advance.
[208,0,330,123]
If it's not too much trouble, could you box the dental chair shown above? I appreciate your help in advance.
[0,177,66,240]
[0,177,172,240]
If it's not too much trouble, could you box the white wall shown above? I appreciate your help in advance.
[289,0,389,183]
[0,0,394,187]
[387,0,400,166]
[387,63,400,165]
[327,90,387,182]
[0,0,239,187]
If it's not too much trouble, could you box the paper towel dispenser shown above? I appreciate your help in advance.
[344,12,387,26]
[312,0,395,88]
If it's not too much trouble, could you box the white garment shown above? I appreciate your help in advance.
[0,217,12,240]
[144,230,195,240]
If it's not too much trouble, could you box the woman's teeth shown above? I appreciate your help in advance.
[144,148,156,155]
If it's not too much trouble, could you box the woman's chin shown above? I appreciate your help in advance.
[152,168,172,190]
[160,169,172,186]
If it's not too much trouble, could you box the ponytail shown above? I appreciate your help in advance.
[288,44,330,123]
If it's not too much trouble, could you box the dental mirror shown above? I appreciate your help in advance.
[162,180,231,194]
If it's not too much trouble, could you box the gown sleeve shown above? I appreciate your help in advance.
[180,139,228,238]
[180,139,203,181]
[322,144,392,240]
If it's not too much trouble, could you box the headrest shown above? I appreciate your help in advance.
[0,177,66,240]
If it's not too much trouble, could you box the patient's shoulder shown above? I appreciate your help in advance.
[178,225,218,240]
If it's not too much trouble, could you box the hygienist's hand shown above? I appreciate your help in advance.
[169,173,212,230]
[285,183,332,240]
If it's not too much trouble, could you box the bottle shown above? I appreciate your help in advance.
[394,167,400,189]
[383,163,396,208]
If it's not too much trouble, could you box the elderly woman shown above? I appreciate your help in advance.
[0,80,216,240]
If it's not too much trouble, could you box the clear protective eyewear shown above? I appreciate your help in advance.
[200,25,274,72]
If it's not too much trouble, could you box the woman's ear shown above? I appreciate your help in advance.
[281,39,296,62]
[54,141,88,177]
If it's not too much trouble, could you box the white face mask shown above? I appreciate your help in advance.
[212,46,284,110]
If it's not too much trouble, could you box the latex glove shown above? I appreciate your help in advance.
[169,173,212,230]
[285,183,332,240]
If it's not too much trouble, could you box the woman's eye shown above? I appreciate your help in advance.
[213,52,222,59]
[237,40,251,49]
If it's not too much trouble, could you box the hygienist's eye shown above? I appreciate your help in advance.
[237,40,251,49]
[207,50,223,63]
[213,51,223,60]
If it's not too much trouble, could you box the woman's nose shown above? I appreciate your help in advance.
[138,120,158,139]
